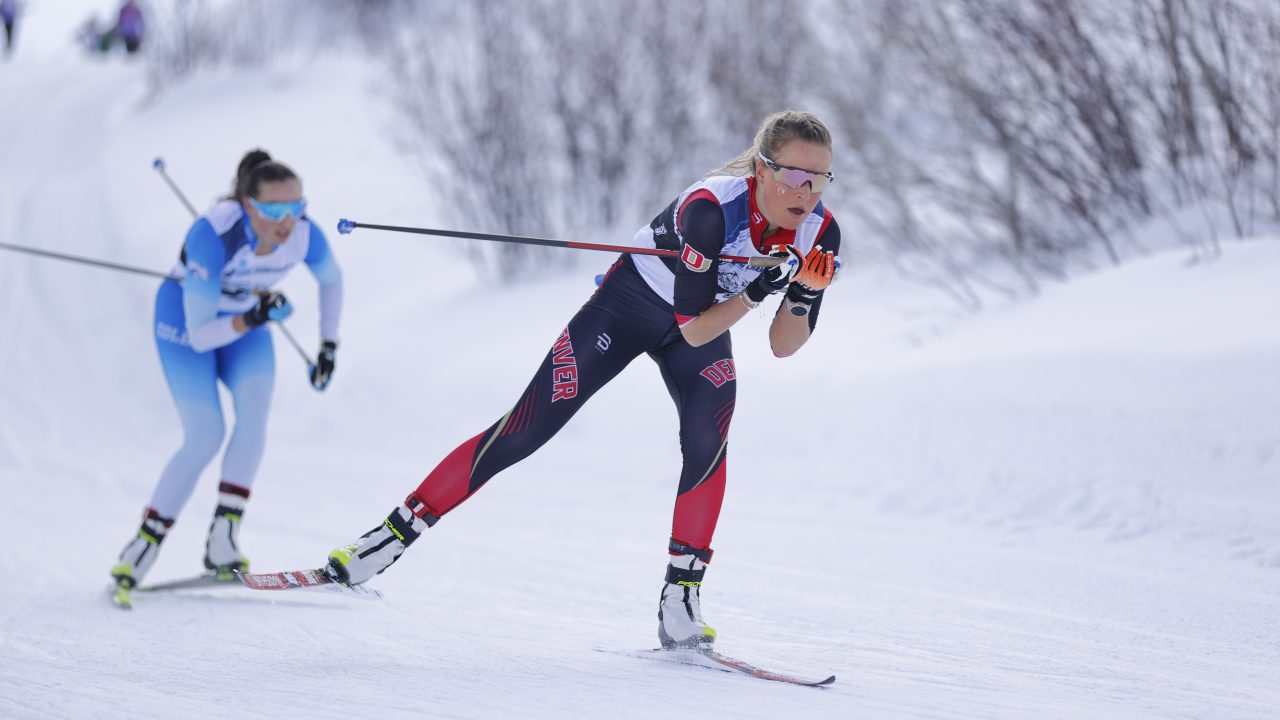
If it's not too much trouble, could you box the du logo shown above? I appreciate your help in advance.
[681,243,711,273]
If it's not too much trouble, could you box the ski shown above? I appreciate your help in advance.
[598,647,835,687]
[695,649,835,687]
[109,573,237,609]
[138,573,238,592]
[234,568,383,600]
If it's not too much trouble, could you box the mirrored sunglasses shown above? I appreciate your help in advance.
[248,198,307,222]
[759,153,834,192]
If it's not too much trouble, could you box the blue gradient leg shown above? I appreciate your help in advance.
[149,281,226,518]
[217,326,275,489]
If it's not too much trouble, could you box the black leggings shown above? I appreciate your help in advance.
[406,256,736,556]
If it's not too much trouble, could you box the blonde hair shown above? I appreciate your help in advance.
[708,110,833,178]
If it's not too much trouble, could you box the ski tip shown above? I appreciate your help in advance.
[336,218,356,235]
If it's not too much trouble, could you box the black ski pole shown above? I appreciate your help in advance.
[336,218,787,267]
[152,157,313,369]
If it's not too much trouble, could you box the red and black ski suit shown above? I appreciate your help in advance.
[401,175,841,563]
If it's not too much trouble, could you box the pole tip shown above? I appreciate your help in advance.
[336,219,356,235]
[152,157,165,170]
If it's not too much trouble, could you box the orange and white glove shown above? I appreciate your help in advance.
[784,245,838,316]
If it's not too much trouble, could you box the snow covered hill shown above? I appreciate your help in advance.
[2,34,1278,720]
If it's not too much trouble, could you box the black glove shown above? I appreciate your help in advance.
[310,340,337,391]
[243,291,293,328]
[745,245,804,304]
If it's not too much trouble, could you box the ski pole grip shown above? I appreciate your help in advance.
[153,157,165,171]
[748,255,787,268]
[337,218,357,235]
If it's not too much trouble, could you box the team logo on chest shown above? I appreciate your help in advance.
[550,328,579,402]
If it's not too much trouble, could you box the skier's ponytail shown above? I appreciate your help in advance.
[230,148,299,200]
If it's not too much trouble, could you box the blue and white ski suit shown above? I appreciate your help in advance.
[148,200,342,517]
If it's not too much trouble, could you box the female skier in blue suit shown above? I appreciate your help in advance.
[111,150,343,601]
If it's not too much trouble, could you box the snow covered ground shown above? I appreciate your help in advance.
[2,27,1279,720]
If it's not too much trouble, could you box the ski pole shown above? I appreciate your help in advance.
[0,240,179,281]
[1,238,315,367]
[335,219,786,267]
[153,157,313,369]
[152,157,199,218]
[272,320,311,367]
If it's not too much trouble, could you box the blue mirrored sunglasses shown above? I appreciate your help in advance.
[248,198,307,222]
[759,153,834,192]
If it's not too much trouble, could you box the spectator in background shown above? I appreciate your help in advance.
[78,14,109,56]
[1,0,18,57]
[115,0,143,54]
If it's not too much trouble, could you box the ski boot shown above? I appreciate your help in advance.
[110,508,174,609]
[203,482,250,581]
[325,497,434,586]
[658,547,717,649]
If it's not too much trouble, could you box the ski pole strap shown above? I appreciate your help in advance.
[668,538,713,564]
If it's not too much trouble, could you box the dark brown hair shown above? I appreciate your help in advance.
[231,148,299,199]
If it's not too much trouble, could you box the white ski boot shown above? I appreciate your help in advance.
[658,552,717,649]
[203,483,251,580]
[111,509,174,608]
[325,499,432,586]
